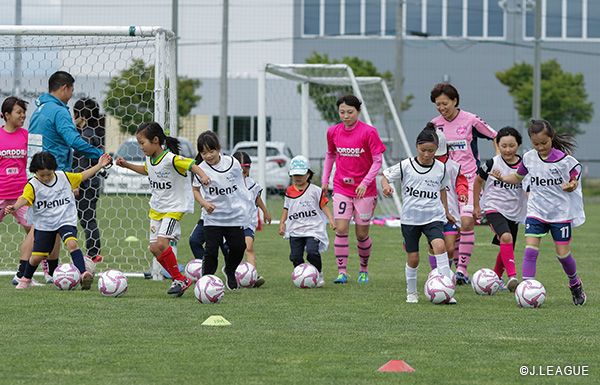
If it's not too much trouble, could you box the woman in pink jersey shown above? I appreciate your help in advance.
[321,94,386,284]
[430,83,498,285]
[0,97,39,285]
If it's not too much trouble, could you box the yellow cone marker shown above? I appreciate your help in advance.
[202,315,231,326]
[125,235,139,242]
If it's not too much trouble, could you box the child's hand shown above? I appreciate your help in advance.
[278,223,285,236]
[115,157,127,167]
[263,212,272,225]
[4,205,15,215]
[491,169,503,181]
[459,194,468,203]
[473,205,482,220]
[382,186,394,198]
[321,183,329,193]
[329,218,337,231]
[73,187,80,198]
[562,179,578,192]
[202,202,216,214]
[200,175,211,185]
[98,153,113,168]
[446,212,456,225]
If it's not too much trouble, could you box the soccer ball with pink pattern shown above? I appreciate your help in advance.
[235,262,257,288]
[98,269,128,298]
[292,263,318,289]
[53,263,81,291]
[471,268,500,295]
[515,279,546,308]
[424,274,455,304]
[194,275,225,303]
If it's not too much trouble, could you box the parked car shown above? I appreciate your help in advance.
[103,136,197,194]
[230,141,294,193]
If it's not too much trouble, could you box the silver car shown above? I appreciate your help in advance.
[230,141,294,193]
[103,136,197,194]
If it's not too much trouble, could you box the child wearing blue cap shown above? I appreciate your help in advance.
[279,155,336,287]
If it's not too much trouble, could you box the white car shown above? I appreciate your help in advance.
[230,141,294,193]
[103,136,197,194]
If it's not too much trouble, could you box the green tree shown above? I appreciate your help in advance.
[104,59,202,135]
[495,59,593,135]
[303,51,413,125]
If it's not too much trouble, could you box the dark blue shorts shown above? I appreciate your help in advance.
[33,225,78,256]
[244,228,255,239]
[525,217,571,244]
[401,221,445,253]
[443,222,459,234]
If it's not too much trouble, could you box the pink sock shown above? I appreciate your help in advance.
[453,236,460,267]
[500,243,517,278]
[335,233,349,275]
[357,236,371,273]
[456,231,474,276]
[493,251,504,279]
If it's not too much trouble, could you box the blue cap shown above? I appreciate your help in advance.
[289,155,310,175]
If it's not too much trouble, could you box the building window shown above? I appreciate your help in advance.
[213,116,272,150]
[524,0,600,40]
[302,0,505,39]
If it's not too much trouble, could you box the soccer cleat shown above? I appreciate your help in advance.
[316,272,325,288]
[12,274,19,286]
[30,277,45,286]
[167,278,187,295]
[569,280,586,306]
[406,292,418,303]
[42,259,53,283]
[91,255,102,263]
[497,278,508,291]
[222,267,238,291]
[253,276,266,288]
[455,271,471,285]
[446,297,457,305]
[16,277,32,289]
[80,271,94,290]
[333,273,348,284]
[357,271,369,283]
[506,276,519,292]
[172,277,193,298]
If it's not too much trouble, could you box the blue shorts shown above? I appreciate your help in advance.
[401,222,445,253]
[33,225,78,256]
[244,227,255,239]
[443,222,459,234]
[525,217,571,244]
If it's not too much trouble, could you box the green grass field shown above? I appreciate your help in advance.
[1,199,598,384]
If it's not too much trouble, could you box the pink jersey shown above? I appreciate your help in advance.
[431,110,497,178]
[327,120,386,197]
[0,126,28,199]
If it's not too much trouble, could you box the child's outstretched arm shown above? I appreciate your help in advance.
[192,186,216,214]
[278,208,288,235]
[190,164,211,184]
[491,169,522,185]
[562,177,578,192]
[322,204,337,231]
[81,153,113,182]
[256,196,271,224]
[116,157,147,175]
[4,197,29,215]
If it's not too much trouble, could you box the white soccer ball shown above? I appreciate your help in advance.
[424,274,455,304]
[98,269,128,298]
[84,256,96,276]
[471,268,500,295]
[53,263,81,291]
[184,259,203,281]
[194,274,225,303]
[515,279,546,308]
[292,263,319,289]
[428,268,456,286]
[235,262,258,288]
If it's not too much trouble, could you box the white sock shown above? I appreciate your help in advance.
[435,252,451,278]
[405,263,418,293]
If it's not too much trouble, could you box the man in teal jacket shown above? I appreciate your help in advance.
[29,71,103,171]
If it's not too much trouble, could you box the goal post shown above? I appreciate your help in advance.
[258,63,412,216]
[0,26,178,276]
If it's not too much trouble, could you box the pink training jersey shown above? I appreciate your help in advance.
[0,126,28,200]
[431,110,497,178]
[327,120,386,197]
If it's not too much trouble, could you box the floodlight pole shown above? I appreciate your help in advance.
[532,0,542,119]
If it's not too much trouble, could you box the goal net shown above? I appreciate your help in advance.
[0,26,177,276]
[257,63,412,217]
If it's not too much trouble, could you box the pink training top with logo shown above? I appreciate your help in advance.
[431,110,497,178]
[0,126,28,199]
[327,120,386,197]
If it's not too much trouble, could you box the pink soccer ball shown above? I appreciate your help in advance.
[184,259,204,282]
[235,262,258,288]
[515,279,546,308]
[292,263,318,289]
[471,268,500,295]
[98,269,128,298]
[424,274,455,304]
[428,268,456,286]
[53,263,81,291]
[194,275,225,303]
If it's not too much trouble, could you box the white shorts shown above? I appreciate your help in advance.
[149,217,181,243]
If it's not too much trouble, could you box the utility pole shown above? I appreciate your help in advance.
[218,0,229,149]
[532,0,542,119]
[393,0,404,119]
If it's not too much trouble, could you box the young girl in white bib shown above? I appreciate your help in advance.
[381,123,456,304]
[492,119,586,306]
[116,122,210,298]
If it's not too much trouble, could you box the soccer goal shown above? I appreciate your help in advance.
[257,63,412,216]
[0,26,178,276]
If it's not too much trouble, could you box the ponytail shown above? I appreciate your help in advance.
[528,119,577,154]
[136,122,181,155]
